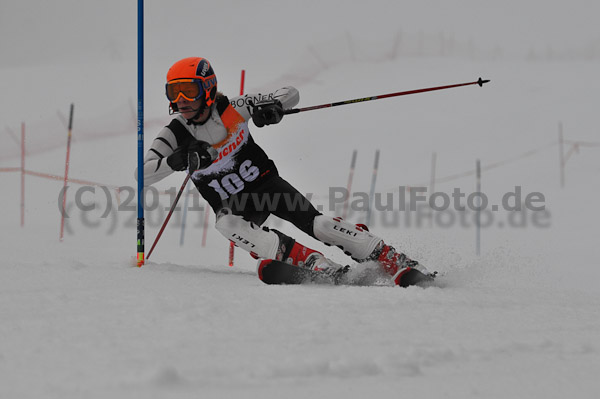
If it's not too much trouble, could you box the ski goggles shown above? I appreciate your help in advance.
[165,79,205,102]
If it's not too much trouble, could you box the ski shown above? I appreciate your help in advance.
[258,259,435,287]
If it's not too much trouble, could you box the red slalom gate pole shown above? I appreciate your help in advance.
[228,69,246,267]
[239,69,245,96]
[60,104,74,241]
[20,122,25,227]
[284,77,490,115]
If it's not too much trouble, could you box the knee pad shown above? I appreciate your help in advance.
[215,211,280,259]
[312,215,381,260]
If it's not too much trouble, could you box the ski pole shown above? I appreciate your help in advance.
[147,173,190,260]
[284,77,490,115]
[60,103,74,242]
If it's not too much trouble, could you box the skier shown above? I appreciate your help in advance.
[137,57,433,285]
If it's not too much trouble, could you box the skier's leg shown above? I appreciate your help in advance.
[214,208,290,260]
[236,173,433,283]
[312,215,381,260]
[254,176,319,238]
[214,209,339,272]
[312,215,434,284]
[222,177,341,272]
[248,177,379,261]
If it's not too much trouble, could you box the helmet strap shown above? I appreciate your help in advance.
[185,102,205,125]
[168,100,210,125]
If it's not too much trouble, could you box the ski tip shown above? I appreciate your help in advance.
[477,77,490,87]
[396,268,437,287]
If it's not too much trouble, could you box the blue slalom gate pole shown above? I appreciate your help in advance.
[137,0,145,266]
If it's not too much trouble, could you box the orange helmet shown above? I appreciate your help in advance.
[165,57,217,114]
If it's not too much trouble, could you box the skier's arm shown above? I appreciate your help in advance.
[133,126,180,186]
[229,86,300,121]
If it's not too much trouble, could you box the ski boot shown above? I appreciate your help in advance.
[271,230,349,282]
[370,241,435,287]
[286,241,348,277]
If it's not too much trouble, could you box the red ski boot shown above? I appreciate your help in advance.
[284,241,345,274]
[257,240,349,284]
[371,242,435,286]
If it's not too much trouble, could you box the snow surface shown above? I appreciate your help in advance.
[1,1,599,398]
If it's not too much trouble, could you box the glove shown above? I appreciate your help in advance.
[188,140,218,171]
[166,146,188,171]
[252,99,284,128]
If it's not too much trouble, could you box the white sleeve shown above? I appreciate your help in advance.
[229,86,300,120]
[134,126,180,186]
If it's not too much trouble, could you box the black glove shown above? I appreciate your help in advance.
[252,99,284,128]
[188,140,218,171]
[166,146,188,171]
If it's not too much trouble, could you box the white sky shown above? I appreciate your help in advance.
[1,0,598,68]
